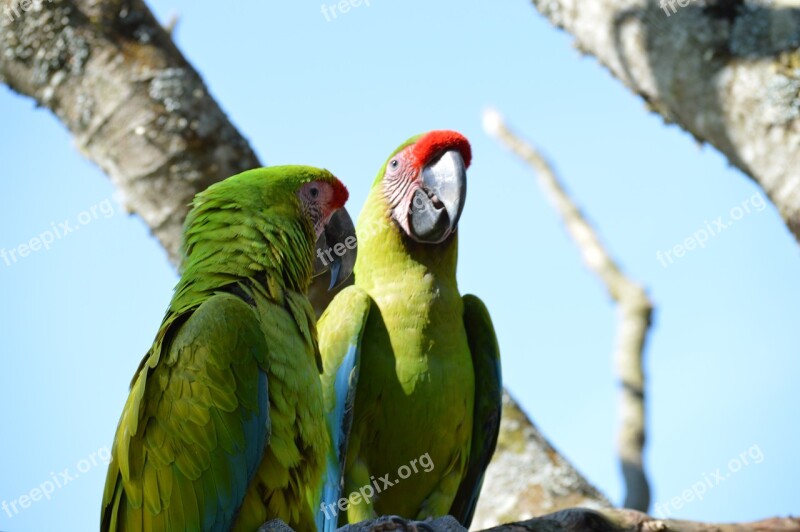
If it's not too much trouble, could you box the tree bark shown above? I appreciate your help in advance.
[526,0,800,242]
[0,0,260,265]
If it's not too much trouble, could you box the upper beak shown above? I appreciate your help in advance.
[408,149,467,244]
[313,207,357,290]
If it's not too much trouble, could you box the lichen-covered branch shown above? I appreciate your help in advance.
[0,0,260,264]
[484,109,653,511]
[525,0,800,243]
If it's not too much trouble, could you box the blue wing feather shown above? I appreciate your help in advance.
[315,287,372,531]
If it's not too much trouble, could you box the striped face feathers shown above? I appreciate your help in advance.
[382,130,472,244]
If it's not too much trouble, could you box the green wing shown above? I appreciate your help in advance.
[101,293,270,532]
[315,286,372,532]
[449,294,502,527]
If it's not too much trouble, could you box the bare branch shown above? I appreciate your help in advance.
[484,109,653,511]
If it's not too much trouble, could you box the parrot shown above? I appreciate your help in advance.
[100,165,356,532]
[317,130,503,528]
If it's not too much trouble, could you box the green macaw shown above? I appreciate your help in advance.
[318,131,502,528]
[100,166,356,532]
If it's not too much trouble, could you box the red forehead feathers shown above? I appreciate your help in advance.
[411,130,472,169]
[329,178,349,210]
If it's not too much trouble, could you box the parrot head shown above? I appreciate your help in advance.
[296,175,356,289]
[379,130,472,244]
[303,177,358,290]
[182,165,355,290]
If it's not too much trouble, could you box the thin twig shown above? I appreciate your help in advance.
[483,108,653,511]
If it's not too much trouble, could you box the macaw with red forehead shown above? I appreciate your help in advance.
[317,131,502,527]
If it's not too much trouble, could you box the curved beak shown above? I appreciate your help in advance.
[408,149,467,244]
[313,207,357,290]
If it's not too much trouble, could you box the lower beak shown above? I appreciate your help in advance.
[313,208,357,289]
[408,149,467,244]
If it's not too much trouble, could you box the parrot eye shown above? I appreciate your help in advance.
[309,186,320,199]
[390,159,399,169]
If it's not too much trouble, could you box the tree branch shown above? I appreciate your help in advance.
[0,0,260,264]
[526,0,800,243]
[311,509,800,532]
[483,109,653,511]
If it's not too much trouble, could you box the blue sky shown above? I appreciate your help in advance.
[1,1,798,530]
